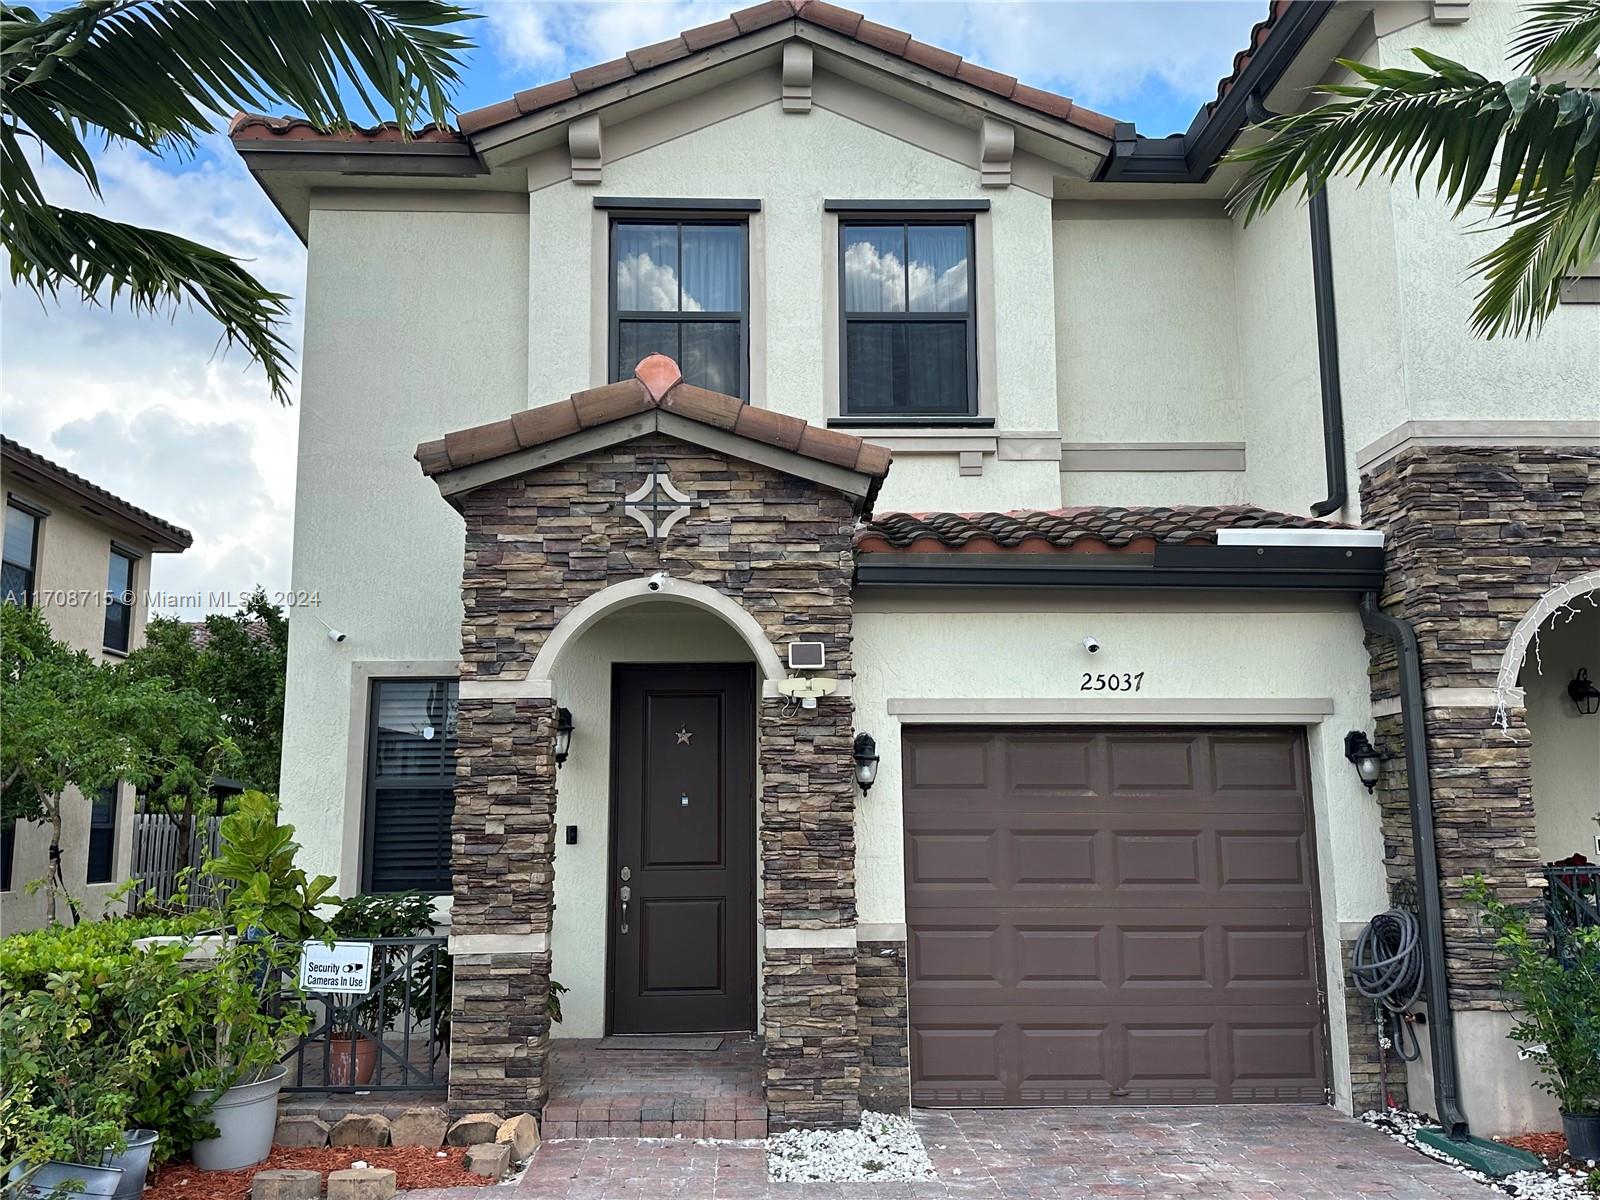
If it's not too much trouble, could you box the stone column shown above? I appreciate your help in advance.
[759,700,860,1131]
[447,697,557,1117]
[856,938,910,1113]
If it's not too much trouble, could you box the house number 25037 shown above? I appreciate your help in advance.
[1080,672,1145,693]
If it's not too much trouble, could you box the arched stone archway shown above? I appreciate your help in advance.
[1493,569,1600,727]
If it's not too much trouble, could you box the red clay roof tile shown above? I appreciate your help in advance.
[228,112,466,143]
[854,506,1343,555]
[447,0,1119,144]
[416,358,891,487]
[1,436,192,550]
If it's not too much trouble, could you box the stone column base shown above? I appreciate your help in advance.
[763,945,861,1131]
[448,951,552,1118]
[857,941,909,1113]
[1340,934,1407,1113]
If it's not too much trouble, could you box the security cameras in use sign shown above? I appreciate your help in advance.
[298,940,375,995]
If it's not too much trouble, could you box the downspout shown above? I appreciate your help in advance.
[1359,593,1470,1140]
[1308,186,1348,517]
[1244,93,1346,518]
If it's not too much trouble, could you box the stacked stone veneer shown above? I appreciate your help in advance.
[1359,445,1600,1009]
[449,433,863,1127]
[1340,932,1408,1113]
[856,941,910,1113]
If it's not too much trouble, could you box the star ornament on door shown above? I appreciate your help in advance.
[675,727,693,745]
[622,462,708,540]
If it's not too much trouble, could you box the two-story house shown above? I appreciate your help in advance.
[234,0,1598,1137]
[0,436,193,932]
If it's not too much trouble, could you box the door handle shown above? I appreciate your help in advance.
[618,883,631,935]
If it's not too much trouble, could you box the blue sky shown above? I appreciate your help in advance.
[0,1,1265,616]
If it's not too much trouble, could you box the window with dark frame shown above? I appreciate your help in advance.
[839,218,977,420]
[1,817,15,892]
[87,785,117,884]
[3,502,41,606]
[103,547,135,653]
[610,218,747,398]
[363,678,458,895]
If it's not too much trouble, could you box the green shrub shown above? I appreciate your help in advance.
[0,917,207,1162]
[1466,876,1600,1116]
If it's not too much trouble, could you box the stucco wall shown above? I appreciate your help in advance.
[852,593,1386,1112]
[520,94,1062,514]
[548,604,756,1039]
[278,208,529,886]
[1523,609,1600,861]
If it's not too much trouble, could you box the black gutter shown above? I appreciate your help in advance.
[1307,186,1348,516]
[1359,594,1470,1141]
[1096,0,1333,183]
[854,544,1384,591]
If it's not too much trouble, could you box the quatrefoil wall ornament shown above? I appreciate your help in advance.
[622,462,708,540]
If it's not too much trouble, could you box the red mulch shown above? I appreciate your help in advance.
[1499,1130,1567,1160]
[145,1145,492,1200]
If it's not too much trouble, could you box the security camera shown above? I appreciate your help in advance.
[327,628,347,644]
[646,571,669,592]
[1082,635,1101,654]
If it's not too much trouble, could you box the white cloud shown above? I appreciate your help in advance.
[2,135,302,618]
[482,0,731,70]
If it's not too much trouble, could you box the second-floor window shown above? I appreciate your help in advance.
[3,501,40,606]
[611,219,746,398]
[104,547,135,653]
[840,218,976,420]
[364,678,458,895]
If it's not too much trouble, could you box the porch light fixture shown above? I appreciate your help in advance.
[1569,669,1600,716]
[1344,730,1382,793]
[853,732,880,795]
[554,707,574,767]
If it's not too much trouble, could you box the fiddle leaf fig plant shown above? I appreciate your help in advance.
[203,791,335,942]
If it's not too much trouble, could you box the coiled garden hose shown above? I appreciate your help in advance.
[1350,909,1424,1063]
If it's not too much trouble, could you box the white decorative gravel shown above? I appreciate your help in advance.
[766,1110,938,1183]
[1362,1108,1599,1199]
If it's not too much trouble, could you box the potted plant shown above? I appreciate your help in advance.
[320,892,446,1086]
[172,793,332,1170]
[1467,877,1600,1160]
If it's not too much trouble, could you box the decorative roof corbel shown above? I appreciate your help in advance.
[569,114,602,184]
[979,117,1014,188]
[782,41,813,113]
[1430,1,1470,22]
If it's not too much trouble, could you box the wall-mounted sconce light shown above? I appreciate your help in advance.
[555,707,574,767]
[853,732,879,795]
[1344,730,1382,793]
[1570,669,1600,716]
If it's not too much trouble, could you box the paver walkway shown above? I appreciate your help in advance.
[450,1106,1495,1199]
[541,1037,767,1139]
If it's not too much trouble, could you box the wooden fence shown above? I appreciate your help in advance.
[129,814,224,908]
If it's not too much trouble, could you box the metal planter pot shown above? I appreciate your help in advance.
[1562,1110,1600,1163]
[189,1068,287,1171]
[6,1161,125,1200]
[102,1130,158,1200]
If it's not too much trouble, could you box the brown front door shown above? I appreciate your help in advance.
[904,727,1327,1107]
[609,664,756,1033]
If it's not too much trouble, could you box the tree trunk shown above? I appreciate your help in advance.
[44,797,63,924]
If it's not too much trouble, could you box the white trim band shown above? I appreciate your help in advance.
[449,932,550,955]
[765,927,857,949]
[1217,529,1384,549]
[886,697,1336,724]
[1372,687,1526,718]
[857,923,907,942]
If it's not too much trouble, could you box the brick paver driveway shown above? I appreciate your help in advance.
[464,1106,1494,1199]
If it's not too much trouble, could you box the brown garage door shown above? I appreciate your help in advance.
[904,727,1326,1107]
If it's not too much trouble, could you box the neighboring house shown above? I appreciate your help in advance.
[234,0,1598,1135]
[0,437,193,932]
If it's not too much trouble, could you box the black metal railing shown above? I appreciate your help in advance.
[282,936,450,1093]
[1543,863,1600,960]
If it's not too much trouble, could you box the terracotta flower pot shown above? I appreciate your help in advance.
[324,1033,379,1086]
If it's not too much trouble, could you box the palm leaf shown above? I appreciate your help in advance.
[2,201,294,402]
[1227,21,1600,337]
[1,1,475,402]
[1511,0,1600,75]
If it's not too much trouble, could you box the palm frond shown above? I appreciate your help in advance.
[1510,0,1600,75]
[1471,180,1600,337]
[2,202,294,401]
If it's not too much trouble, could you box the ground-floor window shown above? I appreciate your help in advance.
[86,785,117,883]
[363,678,458,894]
